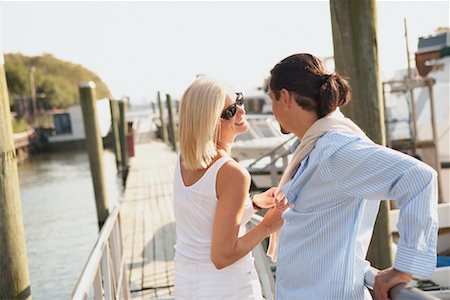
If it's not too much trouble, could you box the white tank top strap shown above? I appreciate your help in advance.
[207,156,233,176]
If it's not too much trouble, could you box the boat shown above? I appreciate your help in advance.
[383,28,450,299]
[231,92,294,190]
[44,98,113,150]
[383,28,449,203]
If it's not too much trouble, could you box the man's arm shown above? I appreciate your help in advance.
[327,134,438,276]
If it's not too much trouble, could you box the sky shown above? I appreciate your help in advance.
[1,1,449,104]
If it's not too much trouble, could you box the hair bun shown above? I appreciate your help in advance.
[322,73,333,85]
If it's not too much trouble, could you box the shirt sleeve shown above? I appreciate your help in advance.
[326,134,438,276]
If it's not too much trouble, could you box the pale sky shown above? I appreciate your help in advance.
[1,1,449,104]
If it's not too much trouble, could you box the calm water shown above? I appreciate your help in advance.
[17,148,122,300]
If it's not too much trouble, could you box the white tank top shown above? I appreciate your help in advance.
[173,154,255,268]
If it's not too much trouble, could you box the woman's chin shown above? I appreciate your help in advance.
[235,121,249,133]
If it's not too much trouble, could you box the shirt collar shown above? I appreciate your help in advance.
[290,138,301,153]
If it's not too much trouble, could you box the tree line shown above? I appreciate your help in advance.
[5,53,111,109]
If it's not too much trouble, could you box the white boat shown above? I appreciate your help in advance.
[385,29,450,214]
[46,98,112,149]
[232,114,292,161]
[231,92,294,190]
[385,29,450,299]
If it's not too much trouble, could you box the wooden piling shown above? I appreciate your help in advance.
[29,66,39,127]
[330,0,392,269]
[157,91,168,143]
[109,99,122,171]
[0,54,32,300]
[118,99,129,183]
[79,82,109,229]
[166,94,178,152]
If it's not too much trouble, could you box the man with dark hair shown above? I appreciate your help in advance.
[267,53,438,300]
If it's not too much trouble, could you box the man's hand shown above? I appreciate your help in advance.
[374,268,413,300]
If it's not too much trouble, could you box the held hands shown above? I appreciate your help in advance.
[253,187,288,209]
[253,187,289,235]
[374,267,413,300]
[260,202,289,235]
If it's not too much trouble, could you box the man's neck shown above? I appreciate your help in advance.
[291,112,319,139]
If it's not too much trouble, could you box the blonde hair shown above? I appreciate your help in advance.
[178,78,230,170]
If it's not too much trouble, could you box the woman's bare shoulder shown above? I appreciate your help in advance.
[216,159,251,198]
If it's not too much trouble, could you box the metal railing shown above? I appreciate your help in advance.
[72,204,130,300]
[247,214,439,300]
[247,135,295,169]
[364,267,439,300]
[247,135,295,186]
[247,214,275,300]
[72,203,439,300]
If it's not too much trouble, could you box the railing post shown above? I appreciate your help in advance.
[79,82,109,229]
[247,215,275,300]
[118,216,130,300]
[157,91,168,143]
[110,223,121,295]
[166,93,178,152]
[0,53,32,300]
[93,269,103,300]
[118,99,129,185]
[109,99,122,172]
[253,244,275,300]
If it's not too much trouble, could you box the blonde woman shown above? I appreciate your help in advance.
[173,78,286,299]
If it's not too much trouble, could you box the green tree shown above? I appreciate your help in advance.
[4,53,111,109]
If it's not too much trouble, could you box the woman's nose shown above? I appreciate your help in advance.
[237,104,246,115]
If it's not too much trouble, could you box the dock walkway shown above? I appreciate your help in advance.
[120,134,177,299]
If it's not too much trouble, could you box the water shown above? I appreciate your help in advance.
[17,148,122,300]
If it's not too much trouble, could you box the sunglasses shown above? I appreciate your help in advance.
[221,92,244,120]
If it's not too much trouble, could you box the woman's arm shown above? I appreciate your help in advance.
[210,160,285,269]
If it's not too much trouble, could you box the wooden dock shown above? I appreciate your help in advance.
[120,134,177,299]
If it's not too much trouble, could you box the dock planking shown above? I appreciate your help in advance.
[120,139,177,300]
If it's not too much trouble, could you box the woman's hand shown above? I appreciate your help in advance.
[261,202,289,235]
[252,187,278,209]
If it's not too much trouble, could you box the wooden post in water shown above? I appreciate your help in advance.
[330,0,393,269]
[118,99,129,184]
[109,99,122,171]
[151,101,156,114]
[79,82,109,229]
[166,93,178,152]
[157,91,168,143]
[29,66,39,127]
[0,54,32,300]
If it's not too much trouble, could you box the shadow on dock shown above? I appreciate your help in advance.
[120,139,177,299]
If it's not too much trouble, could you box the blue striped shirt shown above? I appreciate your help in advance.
[276,130,438,300]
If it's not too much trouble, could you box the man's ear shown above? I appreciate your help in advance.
[280,89,291,110]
